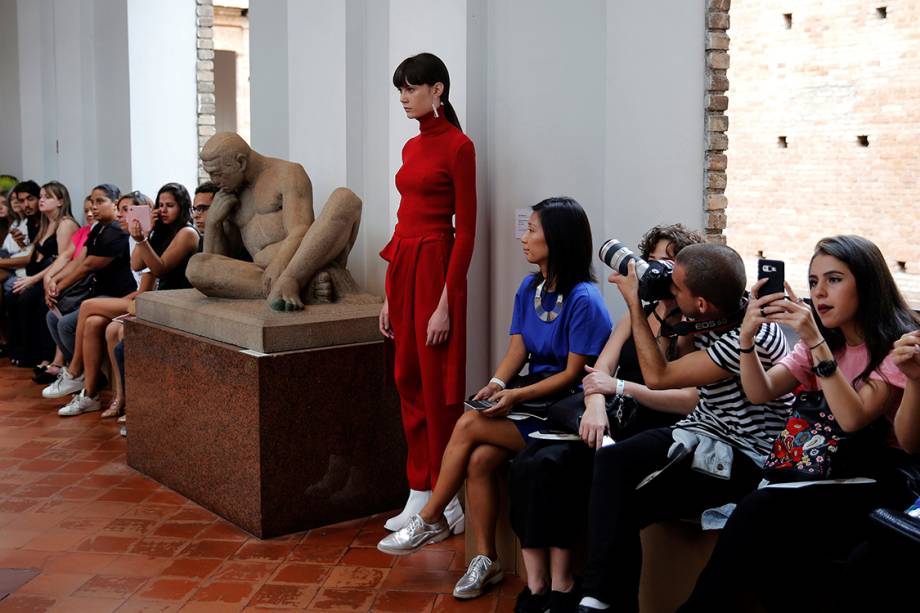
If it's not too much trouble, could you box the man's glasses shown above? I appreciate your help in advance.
[192,205,211,215]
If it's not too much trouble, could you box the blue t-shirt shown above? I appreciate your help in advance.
[509,275,612,374]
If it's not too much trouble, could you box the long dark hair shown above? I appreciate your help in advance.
[150,183,193,255]
[810,235,919,384]
[529,197,596,296]
[392,52,462,131]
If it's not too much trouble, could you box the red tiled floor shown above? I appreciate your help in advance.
[0,360,494,611]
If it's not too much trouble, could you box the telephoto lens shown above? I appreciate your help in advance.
[598,239,649,278]
[598,238,674,302]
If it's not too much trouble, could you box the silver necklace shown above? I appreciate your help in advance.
[534,281,563,322]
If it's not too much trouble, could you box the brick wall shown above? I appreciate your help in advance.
[725,0,920,304]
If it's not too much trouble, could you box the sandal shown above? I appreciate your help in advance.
[101,399,125,419]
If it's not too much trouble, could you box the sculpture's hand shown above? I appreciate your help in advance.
[261,260,285,298]
[208,190,239,224]
[267,275,304,311]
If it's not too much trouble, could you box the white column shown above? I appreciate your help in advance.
[0,0,23,177]
[603,0,706,315]
[126,0,198,196]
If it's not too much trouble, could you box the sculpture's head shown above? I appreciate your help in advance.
[200,133,251,192]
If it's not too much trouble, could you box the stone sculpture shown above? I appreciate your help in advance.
[187,132,368,311]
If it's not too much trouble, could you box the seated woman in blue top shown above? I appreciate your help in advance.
[379,196,612,600]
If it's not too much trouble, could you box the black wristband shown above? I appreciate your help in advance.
[739,345,756,354]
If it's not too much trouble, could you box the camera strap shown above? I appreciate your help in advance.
[659,301,748,338]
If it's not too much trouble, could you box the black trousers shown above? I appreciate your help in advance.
[510,439,595,548]
[580,427,762,612]
[7,283,54,366]
[679,478,913,612]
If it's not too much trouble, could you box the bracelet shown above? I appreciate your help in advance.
[489,377,506,390]
[808,338,827,350]
[739,345,756,354]
[615,378,626,396]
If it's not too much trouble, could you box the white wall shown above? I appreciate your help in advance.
[248,0,705,389]
[127,0,198,197]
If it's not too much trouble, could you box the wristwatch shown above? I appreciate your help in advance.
[812,359,837,378]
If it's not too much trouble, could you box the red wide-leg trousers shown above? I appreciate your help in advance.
[385,233,465,491]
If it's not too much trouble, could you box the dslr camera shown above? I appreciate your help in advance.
[599,239,674,302]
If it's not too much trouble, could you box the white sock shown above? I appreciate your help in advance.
[579,597,611,610]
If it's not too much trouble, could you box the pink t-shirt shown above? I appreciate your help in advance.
[779,341,907,424]
[71,224,92,259]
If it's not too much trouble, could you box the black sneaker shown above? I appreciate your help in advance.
[549,589,580,613]
[515,587,550,613]
[33,370,58,384]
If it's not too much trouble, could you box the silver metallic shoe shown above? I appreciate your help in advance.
[452,554,504,599]
[377,514,450,555]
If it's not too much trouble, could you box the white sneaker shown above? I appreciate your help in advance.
[42,367,85,399]
[444,495,465,535]
[385,489,432,531]
[58,390,101,417]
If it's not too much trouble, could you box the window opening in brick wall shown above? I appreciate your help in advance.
[897,260,907,273]
[783,13,792,29]
[876,7,887,19]
[857,135,870,147]
[777,136,787,148]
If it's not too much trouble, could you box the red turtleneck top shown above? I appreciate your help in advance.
[391,109,477,297]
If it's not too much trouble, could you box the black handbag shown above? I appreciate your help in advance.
[545,392,639,438]
[56,274,96,315]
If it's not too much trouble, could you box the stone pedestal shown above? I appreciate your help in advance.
[126,291,405,538]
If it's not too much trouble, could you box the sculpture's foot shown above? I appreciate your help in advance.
[311,271,333,304]
[267,276,305,312]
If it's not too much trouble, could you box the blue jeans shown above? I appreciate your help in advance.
[46,308,80,364]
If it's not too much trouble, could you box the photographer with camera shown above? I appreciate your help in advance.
[575,243,792,613]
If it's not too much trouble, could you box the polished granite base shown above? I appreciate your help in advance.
[125,318,407,538]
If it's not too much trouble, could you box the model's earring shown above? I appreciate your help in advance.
[432,98,440,117]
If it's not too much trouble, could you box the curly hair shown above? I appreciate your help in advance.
[637,223,703,260]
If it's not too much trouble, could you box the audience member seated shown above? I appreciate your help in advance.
[677,236,919,612]
[192,181,218,243]
[894,330,920,453]
[32,195,96,383]
[0,181,39,304]
[6,182,79,368]
[0,188,10,254]
[378,197,612,602]
[572,242,792,613]
[130,182,199,290]
[41,183,138,408]
[508,224,702,613]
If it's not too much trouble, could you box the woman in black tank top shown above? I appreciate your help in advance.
[7,181,79,367]
[129,183,200,291]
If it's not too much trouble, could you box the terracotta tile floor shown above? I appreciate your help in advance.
[0,362,523,611]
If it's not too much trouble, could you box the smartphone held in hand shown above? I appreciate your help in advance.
[127,205,153,234]
[757,258,785,297]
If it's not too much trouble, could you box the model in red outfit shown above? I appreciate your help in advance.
[379,53,476,532]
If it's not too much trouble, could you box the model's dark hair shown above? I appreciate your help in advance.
[810,235,919,384]
[12,180,40,200]
[393,52,462,131]
[676,243,746,314]
[92,183,121,203]
[195,181,219,196]
[638,223,704,260]
[150,183,193,255]
[529,196,596,297]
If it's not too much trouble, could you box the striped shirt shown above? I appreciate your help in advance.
[675,322,793,458]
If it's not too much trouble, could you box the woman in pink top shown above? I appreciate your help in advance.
[678,235,919,613]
